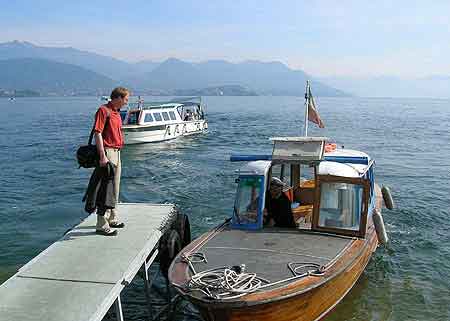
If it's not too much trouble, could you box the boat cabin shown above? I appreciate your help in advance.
[231,137,375,238]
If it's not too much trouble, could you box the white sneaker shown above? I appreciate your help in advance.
[96,214,118,236]
[108,210,125,228]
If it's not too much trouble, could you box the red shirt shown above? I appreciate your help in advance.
[94,103,124,149]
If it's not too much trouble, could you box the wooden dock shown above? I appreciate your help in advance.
[0,203,178,321]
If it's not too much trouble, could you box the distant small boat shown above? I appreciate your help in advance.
[100,95,111,102]
[9,97,15,101]
[121,97,208,144]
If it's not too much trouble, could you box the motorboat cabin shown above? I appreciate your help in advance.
[231,138,376,238]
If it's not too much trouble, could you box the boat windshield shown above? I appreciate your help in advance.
[318,182,363,231]
[232,176,264,229]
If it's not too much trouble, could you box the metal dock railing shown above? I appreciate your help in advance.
[0,203,178,321]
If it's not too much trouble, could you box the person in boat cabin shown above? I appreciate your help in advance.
[93,87,129,236]
[264,177,296,228]
[184,110,191,121]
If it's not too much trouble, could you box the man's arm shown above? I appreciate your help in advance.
[94,132,108,167]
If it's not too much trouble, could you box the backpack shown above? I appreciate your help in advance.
[76,108,110,168]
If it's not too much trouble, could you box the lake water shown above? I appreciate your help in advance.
[0,96,449,321]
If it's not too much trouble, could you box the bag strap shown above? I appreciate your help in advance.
[88,107,111,145]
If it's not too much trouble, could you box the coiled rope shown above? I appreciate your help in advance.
[188,266,270,299]
[179,252,326,300]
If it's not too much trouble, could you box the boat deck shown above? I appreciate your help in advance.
[191,227,353,284]
[0,203,176,321]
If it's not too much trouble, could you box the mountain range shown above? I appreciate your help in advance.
[1,41,448,98]
[0,41,347,96]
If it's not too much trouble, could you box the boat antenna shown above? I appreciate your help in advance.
[303,80,310,137]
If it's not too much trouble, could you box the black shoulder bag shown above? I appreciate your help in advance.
[76,109,110,168]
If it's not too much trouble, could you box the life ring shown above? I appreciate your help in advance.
[381,185,395,210]
[172,213,191,248]
[325,143,337,153]
[373,209,389,245]
[158,229,182,279]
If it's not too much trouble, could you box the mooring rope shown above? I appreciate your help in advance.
[180,253,327,300]
[187,266,270,300]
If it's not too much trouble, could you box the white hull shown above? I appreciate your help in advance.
[123,120,208,144]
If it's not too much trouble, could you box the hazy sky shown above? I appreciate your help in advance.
[1,0,448,78]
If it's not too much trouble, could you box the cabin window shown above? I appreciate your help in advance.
[162,112,170,121]
[153,113,162,121]
[318,183,363,231]
[144,113,153,122]
[232,176,264,229]
[169,111,176,120]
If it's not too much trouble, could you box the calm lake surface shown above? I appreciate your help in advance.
[0,96,449,321]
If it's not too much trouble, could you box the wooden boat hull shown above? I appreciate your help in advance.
[170,216,379,321]
[195,228,377,321]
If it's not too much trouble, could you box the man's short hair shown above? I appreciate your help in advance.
[110,87,129,100]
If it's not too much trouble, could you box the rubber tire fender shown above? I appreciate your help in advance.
[381,185,395,210]
[173,213,191,248]
[158,229,182,279]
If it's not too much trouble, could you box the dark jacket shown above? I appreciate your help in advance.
[83,162,116,214]
[266,193,296,228]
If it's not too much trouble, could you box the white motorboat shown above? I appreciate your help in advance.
[121,97,208,145]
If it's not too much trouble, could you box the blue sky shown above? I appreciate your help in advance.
[1,0,448,78]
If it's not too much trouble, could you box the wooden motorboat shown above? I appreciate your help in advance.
[168,137,392,321]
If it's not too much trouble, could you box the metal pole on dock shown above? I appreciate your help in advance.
[114,297,124,321]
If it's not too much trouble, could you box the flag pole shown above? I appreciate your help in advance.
[303,80,310,137]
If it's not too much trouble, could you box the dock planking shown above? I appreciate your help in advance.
[0,203,177,321]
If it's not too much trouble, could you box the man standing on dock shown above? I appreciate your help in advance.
[93,87,129,235]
